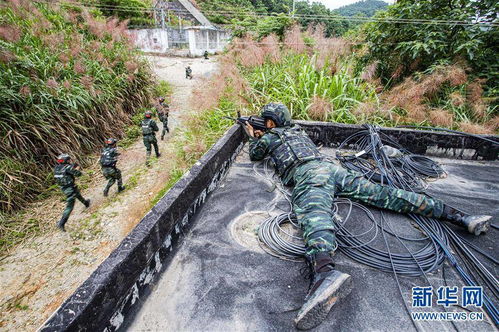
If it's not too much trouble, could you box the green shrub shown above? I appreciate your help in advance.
[0,1,154,212]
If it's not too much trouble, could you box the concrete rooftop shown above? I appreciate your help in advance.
[123,147,498,332]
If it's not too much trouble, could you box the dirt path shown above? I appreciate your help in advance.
[0,55,219,331]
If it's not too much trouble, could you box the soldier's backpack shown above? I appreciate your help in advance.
[100,148,116,167]
[141,119,153,135]
[54,164,74,187]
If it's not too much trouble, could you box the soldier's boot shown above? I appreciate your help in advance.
[441,205,491,235]
[84,199,91,208]
[57,217,68,232]
[294,252,353,330]
[118,185,126,193]
[103,188,109,197]
[161,134,164,140]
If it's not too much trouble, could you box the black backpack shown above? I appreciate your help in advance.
[141,119,153,135]
[100,148,116,167]
[54,164,74,187]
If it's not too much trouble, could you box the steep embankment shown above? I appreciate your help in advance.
[0,55,219,331]
[0,1,153,219]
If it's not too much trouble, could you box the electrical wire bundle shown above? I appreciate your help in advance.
[256,124,498,326]
[335,125,446,192]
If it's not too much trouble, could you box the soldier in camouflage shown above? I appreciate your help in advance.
[156,97,170,140]
[141,111,161,164]
[247,103,492,330]
[100,138,125,197]
[185,66,192,79]
[53,154,90,232]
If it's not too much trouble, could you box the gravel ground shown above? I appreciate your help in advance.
[0,55,219,331]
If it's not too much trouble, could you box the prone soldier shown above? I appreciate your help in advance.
[141,111,161,164]
[53,154,90,232]
[246,103,492,330]
[100,138,125,197]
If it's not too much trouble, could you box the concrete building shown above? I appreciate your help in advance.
[129,0,230,57]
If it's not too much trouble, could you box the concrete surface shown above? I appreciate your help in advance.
[123,147,498,332]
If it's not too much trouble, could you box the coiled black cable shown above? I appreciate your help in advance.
[256,124,498,325]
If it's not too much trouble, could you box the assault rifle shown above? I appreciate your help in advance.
[224,112,267,133]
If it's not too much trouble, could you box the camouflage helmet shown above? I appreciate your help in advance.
[260,103,291,127]
[145,111,153,118]
[105,138,117,146]
[56,153,71,164]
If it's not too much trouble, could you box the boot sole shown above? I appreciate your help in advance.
[294,271,353,330]
[468,215,492,235]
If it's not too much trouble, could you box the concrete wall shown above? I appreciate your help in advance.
[130,29,169,53]
[131,28,230,57]
[187,28,230,56]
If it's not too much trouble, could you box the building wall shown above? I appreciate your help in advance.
[188,29,231,56]
[130,29,169,53]
[131,28,231,56]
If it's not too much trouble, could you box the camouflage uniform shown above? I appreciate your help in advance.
[156,103,170,140]
[249,104,445,258]
[54,162,89,226]
[141,116,160,160]
[100,145,124,196]
[185,66,192,79]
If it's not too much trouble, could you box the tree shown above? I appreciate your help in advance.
[361,0,498,92]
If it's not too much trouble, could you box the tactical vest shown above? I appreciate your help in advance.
[100,147,117,167]
[158,110,168,122]
[141,119,153,135]
[268,126,322,177]
[54,164,74,187]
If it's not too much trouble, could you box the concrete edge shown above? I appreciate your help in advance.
[38,121,498,332]
[39,125,245,332]
[296,121,499,160]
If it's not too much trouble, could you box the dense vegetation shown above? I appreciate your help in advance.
[360,0,498,94]
[0,0,154,213]
[335,0,388,17]
[198,0,388,37]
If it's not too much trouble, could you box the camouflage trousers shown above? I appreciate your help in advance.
[161,120,169,139]
[143,134,160,158]
[60,186,87,221]
[102,166,123,194]
[292,160,445,257]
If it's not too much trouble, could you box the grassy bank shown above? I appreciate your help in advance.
[0,1,155,214]
[0,0,157,252]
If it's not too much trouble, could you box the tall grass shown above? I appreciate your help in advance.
[0,0,154,212]
[382,64,498,134]
[242,53,379,124]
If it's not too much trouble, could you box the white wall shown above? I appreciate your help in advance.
[188,29,231,57]
[130,29,169,53]
[131,28,231,57]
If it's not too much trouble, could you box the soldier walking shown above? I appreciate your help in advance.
[156,97,170,140]
[53,154,90,232]
[141,111,161,164]
[204,50,209,60]
[185,66,193,79]
[100,138,125,197]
